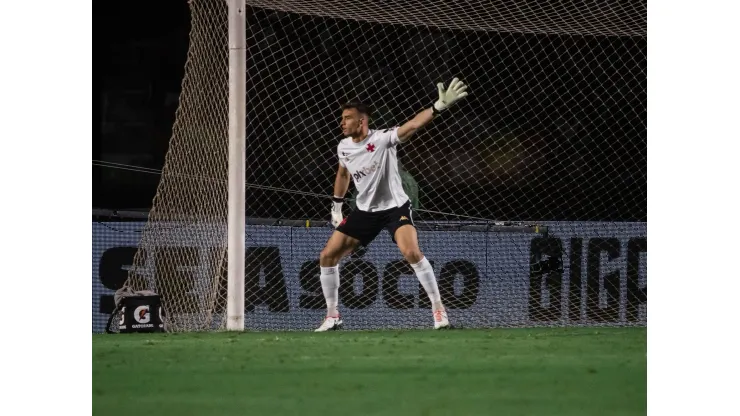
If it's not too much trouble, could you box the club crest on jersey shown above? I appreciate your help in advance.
[366,143,375,152]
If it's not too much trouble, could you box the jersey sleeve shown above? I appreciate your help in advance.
[377,127,401,146]
[337,144,347,168]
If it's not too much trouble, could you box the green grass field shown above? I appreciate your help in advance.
[92,328,645,416]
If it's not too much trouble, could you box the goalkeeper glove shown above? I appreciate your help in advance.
[432,77,469,114]
[331,196,344,228]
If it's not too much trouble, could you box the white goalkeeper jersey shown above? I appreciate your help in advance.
[337,127,409,212]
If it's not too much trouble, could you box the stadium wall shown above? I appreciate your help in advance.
[92,222,646,332]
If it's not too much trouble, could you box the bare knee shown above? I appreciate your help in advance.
[321,232,359,267]
[401,247,424,265]
[320,247,342,267]
[321,243,354,267]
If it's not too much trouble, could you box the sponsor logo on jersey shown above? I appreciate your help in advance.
[352,161,380,182]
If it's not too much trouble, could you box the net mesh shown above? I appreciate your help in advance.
[120,1,230,331]
[117,0,647,332]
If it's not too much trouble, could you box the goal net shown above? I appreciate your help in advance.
[117,0,646,332]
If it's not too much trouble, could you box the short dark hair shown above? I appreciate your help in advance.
[341,101,372,118]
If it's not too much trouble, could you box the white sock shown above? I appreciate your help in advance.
[320,266,340,317]
[410,257,444,311]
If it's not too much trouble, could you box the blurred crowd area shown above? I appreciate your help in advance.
[95,3,646,222]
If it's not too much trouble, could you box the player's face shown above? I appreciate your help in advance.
[340,108,364,137]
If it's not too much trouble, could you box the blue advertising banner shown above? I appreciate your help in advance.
[92,222,646,332]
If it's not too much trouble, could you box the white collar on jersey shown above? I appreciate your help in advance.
[346,129,376,145]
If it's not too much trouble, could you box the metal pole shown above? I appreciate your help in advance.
[226,0,246,331]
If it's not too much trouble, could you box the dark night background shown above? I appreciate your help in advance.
[94,1,646,222]
[94,1,190,210]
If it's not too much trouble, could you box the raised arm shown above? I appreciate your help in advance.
[396,108,436,143]
[396,78,469,143]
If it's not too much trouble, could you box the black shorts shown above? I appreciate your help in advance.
[336,201,415,247]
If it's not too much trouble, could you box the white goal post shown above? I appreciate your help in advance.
[226,0,247,331]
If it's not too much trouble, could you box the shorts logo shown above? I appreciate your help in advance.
[400,216,409,221]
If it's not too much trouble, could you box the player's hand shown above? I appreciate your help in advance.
[331,197,344,228]
[331,210,343,228]
[433,77,469,113]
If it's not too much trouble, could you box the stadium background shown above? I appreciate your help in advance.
[94,2,646,222]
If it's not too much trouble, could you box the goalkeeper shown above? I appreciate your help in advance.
[315,78,469,331]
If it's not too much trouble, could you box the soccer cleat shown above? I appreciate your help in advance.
[433,309,450,330]
[314,315,343,332]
